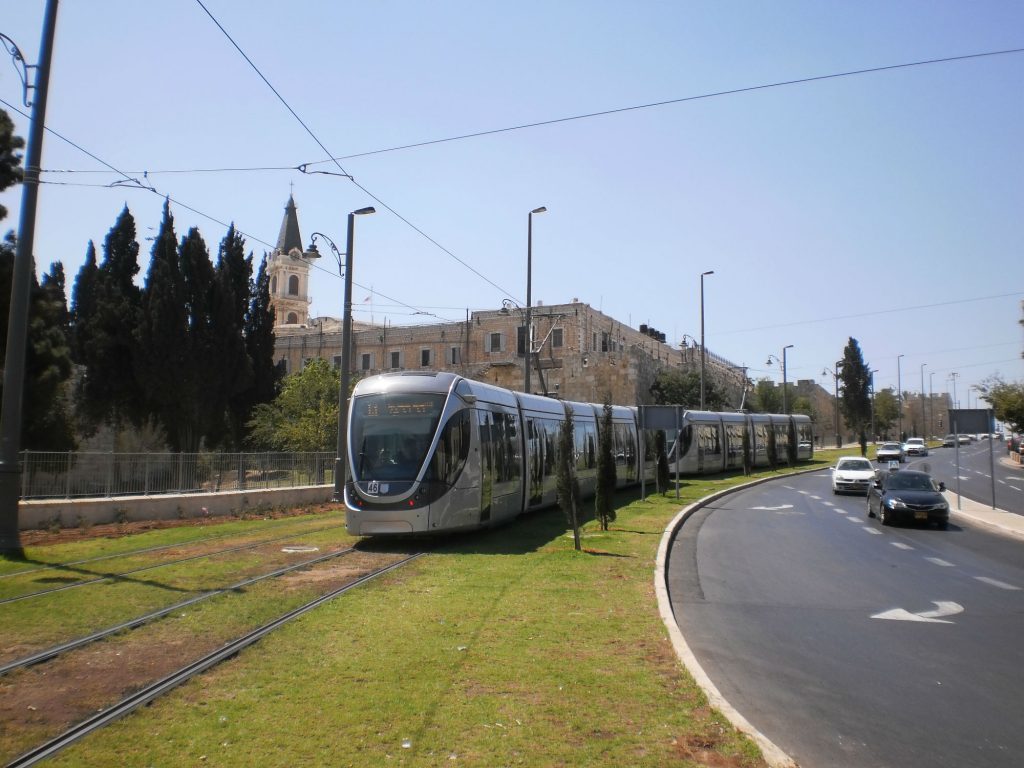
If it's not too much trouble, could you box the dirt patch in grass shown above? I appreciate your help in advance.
[16,503,341,548]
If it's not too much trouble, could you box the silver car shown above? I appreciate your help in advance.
[876,442,904,464]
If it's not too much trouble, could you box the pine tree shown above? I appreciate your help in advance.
[0,109,24,221]
[69,241,98,364]
[594,402,617,529]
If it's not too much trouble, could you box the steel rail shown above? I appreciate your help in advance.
[0,546,357,676]
[0,522,350,605]
[0,517,346,580]
[5,551,426,767]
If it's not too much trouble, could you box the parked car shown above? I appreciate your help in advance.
[875,442,904,463]
[904,437,928,456]
[831,456,877,495]
[867,470,949,529]
[942,434,957,447]
[958,434,971,445]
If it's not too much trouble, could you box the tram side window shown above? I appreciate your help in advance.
[428,410,471,486]
[726,425,744,457]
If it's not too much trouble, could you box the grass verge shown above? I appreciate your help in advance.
[31,462,831,767]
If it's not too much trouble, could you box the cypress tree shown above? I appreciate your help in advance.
[556,404,582,551]
[74,206,144,430]
[0,238,74,449]
[69,241,98,364]
[179,226,217,451]
[594,402,617,530]
[137,200,189,450]
[242,254,280,421]
[212,225,254,449]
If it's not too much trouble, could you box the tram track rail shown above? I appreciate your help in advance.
[0,521,350,605]
[4,551,427,768]
[0,546,357,676]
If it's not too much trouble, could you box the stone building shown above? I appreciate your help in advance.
[269,197,748,407]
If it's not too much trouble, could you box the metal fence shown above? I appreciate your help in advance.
[20,451,335,500]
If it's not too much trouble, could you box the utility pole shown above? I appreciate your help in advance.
[0,0,60,555]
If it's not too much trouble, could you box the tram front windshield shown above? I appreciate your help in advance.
[351,393,446,481]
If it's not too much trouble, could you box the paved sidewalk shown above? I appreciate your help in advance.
[944,490,1024,540]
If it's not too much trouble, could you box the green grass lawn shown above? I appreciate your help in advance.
[21,462,830,767]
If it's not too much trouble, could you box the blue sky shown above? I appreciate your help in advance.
[2,1,1022,410]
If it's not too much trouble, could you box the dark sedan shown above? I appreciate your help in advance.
[867,470,949,529]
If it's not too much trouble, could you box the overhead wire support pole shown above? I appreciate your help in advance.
[0,0,60,555]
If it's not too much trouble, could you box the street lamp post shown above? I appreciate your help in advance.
[699,270,714,410]
[897,354,905,440]
[822,361,842,448]
[766,345,793,414]
[524,206,547,394]
[304,206,376,503]
[0,0,60,555]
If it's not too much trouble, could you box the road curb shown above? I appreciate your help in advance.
[654,471,817,768]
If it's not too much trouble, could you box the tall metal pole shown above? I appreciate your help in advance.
[334,207,375,503]
[929,371,935,439]
[782,344,793,414]
[524,206,546,394]
[834,360,843,449]
[0,0,60,554]
[919,363,926,438]
[870,369,877,446]
[699,270,713,410]
[896,354,904,440]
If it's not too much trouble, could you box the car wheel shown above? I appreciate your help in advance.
[867,502,875,519]
[879,506,891,526]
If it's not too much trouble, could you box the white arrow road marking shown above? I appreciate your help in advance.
[750,504,794,511]
[872,601,963,623]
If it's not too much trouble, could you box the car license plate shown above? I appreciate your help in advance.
[915,511,928,520]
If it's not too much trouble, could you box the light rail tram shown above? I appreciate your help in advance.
[344,371,812,536]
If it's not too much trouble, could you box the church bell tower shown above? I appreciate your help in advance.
[267,195,314,327]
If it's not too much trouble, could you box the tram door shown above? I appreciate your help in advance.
[477,409,523,524]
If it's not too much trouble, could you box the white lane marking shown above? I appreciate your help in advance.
[974,576,1021,591]
[926,557,955,567]
[872,601,963,624]
[845,516,863,523]
[808,495,821,500]
[891,542,914,550]
[750,504,794,511]
[863,528,882,535]
[1009,485,1022,492]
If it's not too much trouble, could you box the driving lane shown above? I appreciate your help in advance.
[667,471,1024,768]
[911,441,1024,516]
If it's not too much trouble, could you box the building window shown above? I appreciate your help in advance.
[332,355,342,369]
[552,328,563,348]
[421,348,431,367]
[271,275,277,295]
[486,332,504,353]
[601,332,610,353]
[517,326,527,356]
[361,353,372,371]
[592,332,598,352]
[390,350,402,369]
[286,312,298,324]
[450,346,461,365]
[288,275,300,296]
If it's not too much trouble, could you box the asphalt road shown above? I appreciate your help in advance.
[667,470,1024,768]
[906,441,1024,516]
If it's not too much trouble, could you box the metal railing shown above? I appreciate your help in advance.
[19,451,334,500]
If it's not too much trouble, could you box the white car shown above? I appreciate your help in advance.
[831,456,877,495]
[904,438,928,456]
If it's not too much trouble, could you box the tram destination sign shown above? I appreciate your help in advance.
[947,408,993,434]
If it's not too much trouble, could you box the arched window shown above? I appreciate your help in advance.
[286,312,298,324]
[288,275,300,296]
[271,275,277,294]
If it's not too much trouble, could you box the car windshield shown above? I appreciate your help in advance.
[838,459,872,471]
[886,474,937,491]
[881,443,900,450]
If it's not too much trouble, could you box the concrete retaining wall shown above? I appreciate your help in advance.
[19,486,335,531]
